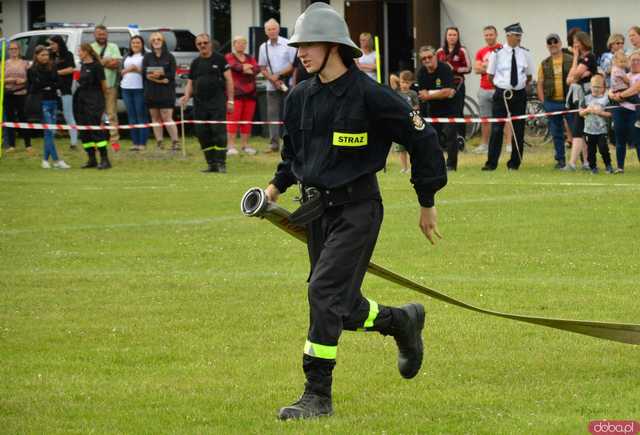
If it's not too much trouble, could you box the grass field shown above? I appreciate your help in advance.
[1,136,639,434]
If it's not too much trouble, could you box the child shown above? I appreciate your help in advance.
[27,45,71,169]
[394,70,419,173]
[580,74,613,174]
[610,51,640,128]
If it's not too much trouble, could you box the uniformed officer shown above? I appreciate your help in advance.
[180,33,234,173]
[482,23,534,171]
[74,43,111,169]
[263,3,447,420]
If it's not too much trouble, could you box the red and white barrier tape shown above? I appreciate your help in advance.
[0,119,284,130]
[0,104,631,130]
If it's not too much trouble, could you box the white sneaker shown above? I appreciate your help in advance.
[226,147,239,156]
[505,145,512,153]
[242,146,257,155]
[53,160,71,169]
[473,144,488,154]
[41,160,51,169]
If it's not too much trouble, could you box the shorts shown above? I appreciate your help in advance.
[477,88,495,117]
[393,143,406,152]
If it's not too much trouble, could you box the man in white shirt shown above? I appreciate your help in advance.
[482,23,534,171]
[258,18,297,152]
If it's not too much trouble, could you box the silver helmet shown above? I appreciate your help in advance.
[288,2,362,58]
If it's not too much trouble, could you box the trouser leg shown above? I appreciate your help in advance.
[266,91,282,149]
[597,134,612,167]
[585,134,598,169]
[544,101,566,165]
[303,200,383,394]
[486,90,507,168]
[455,82,466,139]
[196,106,227,166]
[507,91,526,169]
[104,87,119,143]
[61,94,78,146]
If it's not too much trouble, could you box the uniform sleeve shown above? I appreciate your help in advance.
[475,48,483,62]
[525,51,534,76]
[269,91,298,193]
[487,51,497,76]
[366,84,447,207]
[436,48,446,63]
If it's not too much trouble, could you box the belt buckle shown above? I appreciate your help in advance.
[304,187,320,203]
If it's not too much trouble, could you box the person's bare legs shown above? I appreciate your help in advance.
[160,109,179,143]
[149,108,164,147]
[566,137,586,169]
[503,123,512,149]
[481,122,490,147]
[399,151,409,172]
[240,133,251,149]
[227,132,237,150]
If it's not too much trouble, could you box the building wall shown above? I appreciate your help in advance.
[228,0,345,53]
[2,0,25,38]
[45,0,209,34]
[441,0,640,103]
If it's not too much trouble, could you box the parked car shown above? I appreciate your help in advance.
[9,23,198,109]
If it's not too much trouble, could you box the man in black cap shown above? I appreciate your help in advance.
[482,23,534,171]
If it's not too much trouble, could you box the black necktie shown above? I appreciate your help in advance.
[510,49,518,88]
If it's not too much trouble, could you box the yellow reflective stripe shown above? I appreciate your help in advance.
[96,141,108,148]
[363,298,379,328]
[332,132,368,147]
[83,142,95,149]
[202,145,227,151]
[304,340,337,360]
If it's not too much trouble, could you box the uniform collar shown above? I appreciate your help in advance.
[308,64,356,97]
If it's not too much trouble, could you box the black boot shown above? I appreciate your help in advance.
[97,147,111,170]
[82,147,98,169]
[389,304,425,379]
[278,355,334,420]
[278,390,333,421]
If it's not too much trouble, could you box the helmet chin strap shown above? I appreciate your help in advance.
[317,43,337,77]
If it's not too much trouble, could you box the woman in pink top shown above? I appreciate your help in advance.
[436,27,471,143]
[3,41,32,153]
[608,50,640,173]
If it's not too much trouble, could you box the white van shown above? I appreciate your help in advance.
[9,24,198,108]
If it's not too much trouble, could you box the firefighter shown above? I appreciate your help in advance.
[262,3,447,420]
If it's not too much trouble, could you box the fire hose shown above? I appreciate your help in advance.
[241,187,640,345]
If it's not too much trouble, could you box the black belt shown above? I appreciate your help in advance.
[495,87,526,94]
[289,174,380,226]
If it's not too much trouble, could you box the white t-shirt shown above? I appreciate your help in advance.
[359,51,377,80]
[120,53,144,89]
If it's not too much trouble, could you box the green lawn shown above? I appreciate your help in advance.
[1,137,639,435]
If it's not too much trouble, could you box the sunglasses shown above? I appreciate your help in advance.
[196,41,210,47]
[613,41,624,45]
[546,38,559,45]
[420,55,434,61]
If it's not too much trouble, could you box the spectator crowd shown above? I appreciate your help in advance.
[3,20,640,173]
